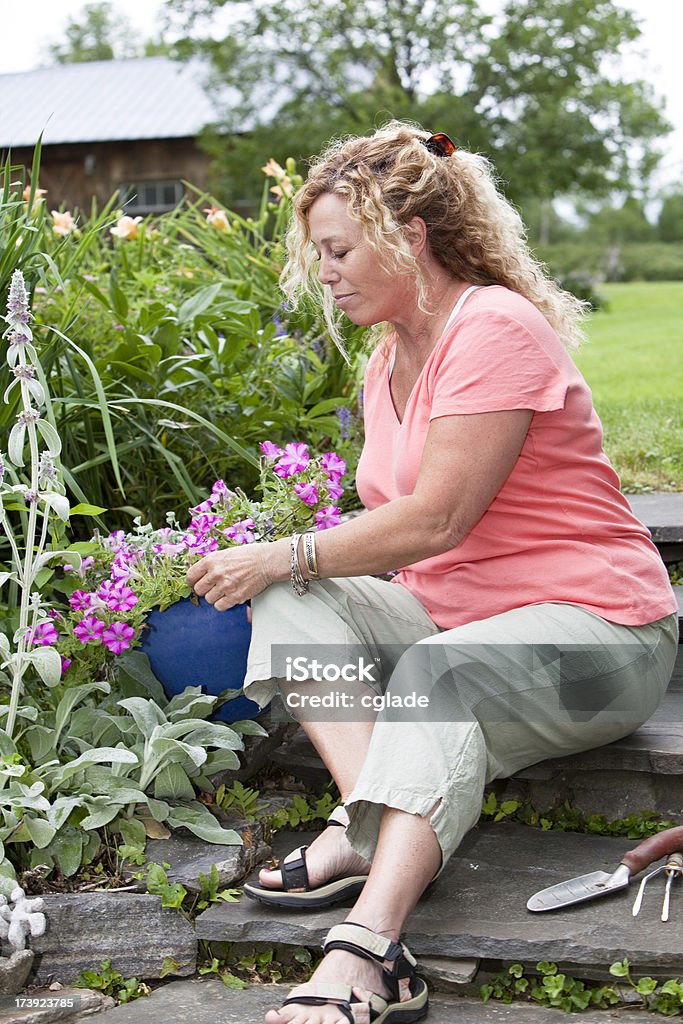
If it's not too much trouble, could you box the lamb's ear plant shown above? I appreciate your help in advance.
[0,269,77,743]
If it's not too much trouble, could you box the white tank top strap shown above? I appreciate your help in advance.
[442,283,484,330]
[388,284,484,377]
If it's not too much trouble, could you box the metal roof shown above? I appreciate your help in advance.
[0,57,223,147]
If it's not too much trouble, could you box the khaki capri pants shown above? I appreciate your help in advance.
[245,576,679,871]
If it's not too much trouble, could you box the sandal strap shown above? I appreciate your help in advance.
[282,982,388,1023]
[324,922,417,982]
[279,846,310,892]
[327,804,349,827]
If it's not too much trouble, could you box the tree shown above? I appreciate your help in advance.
[658,193,683,242]
[164,0,671,205]
[583,196,655,244]
[45,2,171,63]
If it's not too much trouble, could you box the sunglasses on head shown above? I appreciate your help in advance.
[421,132,456,158]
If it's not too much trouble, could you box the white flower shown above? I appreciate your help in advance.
[110,215,144,240]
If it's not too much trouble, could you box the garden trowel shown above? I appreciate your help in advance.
[527,825,683,912]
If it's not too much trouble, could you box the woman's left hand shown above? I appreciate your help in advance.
[185,539,287,611]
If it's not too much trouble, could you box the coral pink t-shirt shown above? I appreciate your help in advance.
[355,285,676,629]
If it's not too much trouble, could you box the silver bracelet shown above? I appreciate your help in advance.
[290,533,309,596]
[303,531,320,579]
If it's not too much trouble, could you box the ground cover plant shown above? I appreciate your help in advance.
[578,282,683,492]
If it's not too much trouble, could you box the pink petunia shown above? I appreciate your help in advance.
[182,533,219,555]
[325,478,344,501]
[259,441,282,462]
[273,443,309,478]
[315,505,343,530]
[190,498,216,514]
[101,621,136,654]
[69,589,94,611]
[105,530,128,553]
[188,513,222,535]
[294,481,319,506]
[74,615,106,644]
[153,541,186,557]
[223,518,256,545]
[211,479,233,503]
[321,452,347,478]
[60,656,72,675]
[29,621,59,646]
[98,580,138,612]
[110,560,133,583]
[64,555,95,578]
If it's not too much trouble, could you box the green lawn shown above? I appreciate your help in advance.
[574,282,683,492]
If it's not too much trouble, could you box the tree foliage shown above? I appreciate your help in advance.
[658,193,683,243]
[164,0,670,205]
[45,1,171,64]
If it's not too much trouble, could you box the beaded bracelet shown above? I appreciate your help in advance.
[303,532,320,579]
[290,533,309,596]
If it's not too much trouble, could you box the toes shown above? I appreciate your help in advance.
[258,867,283,888]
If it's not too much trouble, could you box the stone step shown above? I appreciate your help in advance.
[627,492,683,564]
[196,822,683,980]
[98,975,666,1024]
[503,645,683,820]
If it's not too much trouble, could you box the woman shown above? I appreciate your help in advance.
[187,122,678,1024]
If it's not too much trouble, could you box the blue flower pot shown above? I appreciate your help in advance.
[140,596,261,723]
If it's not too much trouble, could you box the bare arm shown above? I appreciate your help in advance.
[186,408,533,610]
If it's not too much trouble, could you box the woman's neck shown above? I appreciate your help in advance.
[391,276,471,364]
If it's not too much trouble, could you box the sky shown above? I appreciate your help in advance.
[1,0,681,194]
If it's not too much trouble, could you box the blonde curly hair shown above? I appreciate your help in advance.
[281,120,588,353]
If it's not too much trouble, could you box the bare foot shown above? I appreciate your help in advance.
[259,822,370,890]
[264,948,390,1024]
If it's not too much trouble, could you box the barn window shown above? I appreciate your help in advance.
[119,179,184,213]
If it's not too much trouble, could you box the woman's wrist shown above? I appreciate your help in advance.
[262,537,292,584]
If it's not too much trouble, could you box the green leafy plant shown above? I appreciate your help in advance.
[75,958,149,1004]
[0,672,262,883]
[609,959,683,1016]
[266,791,340,830]
[214,781,267,822]
[199,943,314,990]
[480,792,677,839]
[482,960,683,1016]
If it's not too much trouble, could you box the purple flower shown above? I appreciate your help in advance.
[69,589,94,611]
[98,580,138,612]
[336,407,352,439]
[106,530,128,552]
[294,481,319,506]
[153,541,186,557]
[315,506,343,530]
[274,443,310,478]
[74,615,106,644]
[101,621,136,654]
[188,513,222,535]
[325,478,344,501]
[60,656,72,675]
[190,498,216,514]
[259,441,283,462]
[28,621,59,647]
[110,560,133,583]
[182,533,219,555]
[321,452,346,478]
[64,555,95,577]
[211,479,232,503]
[224,518,257,545]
